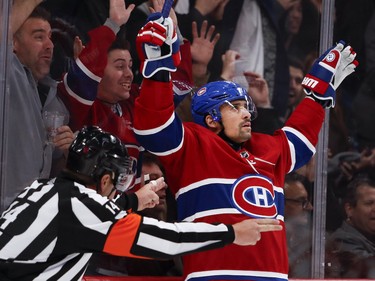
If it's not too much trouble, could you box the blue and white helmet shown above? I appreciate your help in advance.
[191,81,257,127]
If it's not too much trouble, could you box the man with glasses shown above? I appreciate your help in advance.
[284,172,313,277]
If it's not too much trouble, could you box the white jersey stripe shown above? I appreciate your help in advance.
[34,253,81,280]
[57,254,92,281]
[71,198,112,235]
[137,232,220,255]
[186,269,288,281]
[0,194,58,259]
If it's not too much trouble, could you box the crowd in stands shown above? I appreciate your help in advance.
[1,0,375,279]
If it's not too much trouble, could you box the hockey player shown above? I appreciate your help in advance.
[133,11,359,281]
[0,126,282,280]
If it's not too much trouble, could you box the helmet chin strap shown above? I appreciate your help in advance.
[95,172,117,197]
[218,122,243,151]
[107,187,117,198]
[96,180,117,197]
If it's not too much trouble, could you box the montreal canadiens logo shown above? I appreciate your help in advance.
[197,87,207,96]
[326,52,336,62]
[231,174,277,218]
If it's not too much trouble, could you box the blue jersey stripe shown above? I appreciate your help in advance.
[283,129,314,170]
[135,117,184,154]
[66,62,99,101]
[177,180,285,222]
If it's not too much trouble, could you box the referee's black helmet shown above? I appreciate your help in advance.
[66,126,136,192]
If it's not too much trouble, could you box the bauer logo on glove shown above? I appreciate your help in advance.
[302,40,359,108]
[136,13,181,78]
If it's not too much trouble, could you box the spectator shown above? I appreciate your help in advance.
[138,152,177,222]
[326,146,375,232]
[293,0,320,65]
[284,172,313,278]
[279,0,304,58]
[281,56,306,122]
[326,175,375,278]
[0,126,281,280]
[329,147,375,203]
[208,0,290,119]
[133,11,357,281]
[2,0,74,209]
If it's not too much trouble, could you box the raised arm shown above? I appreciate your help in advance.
[280,41,358,172]
[10,0,43,35]
[109,0,135,27]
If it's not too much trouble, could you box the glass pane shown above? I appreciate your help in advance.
[325,0,375,279]
[0,0,12,212]
[2,0,374,280]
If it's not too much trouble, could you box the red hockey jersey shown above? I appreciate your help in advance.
[134,79,325,281]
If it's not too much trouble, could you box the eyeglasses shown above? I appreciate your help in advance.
[285,198,311,209]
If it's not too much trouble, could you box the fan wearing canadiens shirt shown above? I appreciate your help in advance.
[58,0,193,190]
[133,9,359,281]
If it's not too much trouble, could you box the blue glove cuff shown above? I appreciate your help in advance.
[310,63,334,83]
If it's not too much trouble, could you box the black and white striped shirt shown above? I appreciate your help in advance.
[0,176,234,280]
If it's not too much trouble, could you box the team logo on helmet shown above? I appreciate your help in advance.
[231,174,277,218]
[197,87,207,96]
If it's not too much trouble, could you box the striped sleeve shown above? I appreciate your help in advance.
[68,182,235,259]
[134,79,185,156]
[282,98,325,171]
[104,215,235,259]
